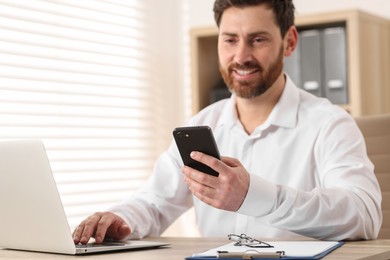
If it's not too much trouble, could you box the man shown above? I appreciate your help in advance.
[73,0,382,244]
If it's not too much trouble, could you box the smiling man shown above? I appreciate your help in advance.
[73,0,382,244]
[217,2,296,133]
[218,5,286,99]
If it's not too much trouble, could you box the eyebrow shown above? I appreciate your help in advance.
[220,31,272,38]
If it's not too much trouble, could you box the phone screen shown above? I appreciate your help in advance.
[173,126,220,177]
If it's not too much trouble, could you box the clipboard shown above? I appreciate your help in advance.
[186,241,344,260]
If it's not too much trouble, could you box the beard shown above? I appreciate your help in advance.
[219,45,284,99]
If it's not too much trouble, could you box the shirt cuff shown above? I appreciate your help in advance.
[237,174,277,217]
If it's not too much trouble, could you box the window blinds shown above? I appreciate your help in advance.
[0,0,161,229]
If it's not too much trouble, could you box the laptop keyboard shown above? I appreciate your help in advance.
[76,242,126,248]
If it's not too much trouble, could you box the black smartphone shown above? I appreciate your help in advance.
[173,126,220,177]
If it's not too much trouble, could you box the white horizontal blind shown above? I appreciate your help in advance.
[0,0,160,229]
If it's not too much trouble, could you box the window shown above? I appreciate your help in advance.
[0,0,169,229]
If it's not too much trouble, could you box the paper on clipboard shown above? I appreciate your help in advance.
[191,241,343,259]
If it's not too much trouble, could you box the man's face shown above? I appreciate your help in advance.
[218,5,285,99]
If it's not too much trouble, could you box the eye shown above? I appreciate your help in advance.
[253,37,265,43]
[224,37,237,44]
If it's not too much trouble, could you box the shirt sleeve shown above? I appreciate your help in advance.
[237,114,382,240]
[109,142,193,239]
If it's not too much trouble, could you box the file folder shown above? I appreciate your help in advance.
[300,29,323,97]
[322,27,348,104]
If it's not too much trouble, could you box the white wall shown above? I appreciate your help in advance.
[294,0,390,19]
[145,0,187,152]
[187,0,390,28]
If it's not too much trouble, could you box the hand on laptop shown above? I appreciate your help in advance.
[72,212,131,244]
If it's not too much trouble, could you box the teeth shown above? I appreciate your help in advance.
[236,69,256,75]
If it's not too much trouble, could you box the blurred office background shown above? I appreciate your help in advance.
[0,0,389,237]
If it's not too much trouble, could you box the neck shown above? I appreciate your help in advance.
[236,74,285,134]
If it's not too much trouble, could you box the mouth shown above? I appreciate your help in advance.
[234,68,259,76]
[231,67,260,81]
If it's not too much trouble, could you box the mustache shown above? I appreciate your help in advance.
[228,62,263,72]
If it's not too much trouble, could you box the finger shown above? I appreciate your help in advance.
[190,151,226,175]
[94,214,114,243]
[183,165,218,188]
[191,189,215,207]
[187,174,215,195]
[72,222,86,244]
[220,156,242,167]
[79,213,102,244]
[107,222,131,241]
[188,178,218,204]
[94,213,131,243]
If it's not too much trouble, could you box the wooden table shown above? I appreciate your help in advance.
[1,237,390,259]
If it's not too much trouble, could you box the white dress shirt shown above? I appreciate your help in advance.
[110,76,382,241]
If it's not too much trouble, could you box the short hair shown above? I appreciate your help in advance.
[213,0,295,37]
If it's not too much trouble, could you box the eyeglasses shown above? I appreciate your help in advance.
[228,233,273,248]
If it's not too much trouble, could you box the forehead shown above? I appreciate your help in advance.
[219,5,279,35]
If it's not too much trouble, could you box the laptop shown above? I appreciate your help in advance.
[0,140,169,255]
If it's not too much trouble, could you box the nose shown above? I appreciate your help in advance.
[234,42,253,65]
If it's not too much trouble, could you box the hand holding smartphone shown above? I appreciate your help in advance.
[173,126,220,177]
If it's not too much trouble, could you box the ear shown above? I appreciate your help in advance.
[283,26,298,57]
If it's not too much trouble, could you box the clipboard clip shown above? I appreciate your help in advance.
[217,250,285,259]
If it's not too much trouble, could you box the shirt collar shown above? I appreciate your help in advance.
[217,94,237,129]
[269,74,299,129]
[217,74,300,129]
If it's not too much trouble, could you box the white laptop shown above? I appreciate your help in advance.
[0,140,169,255]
